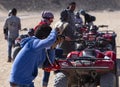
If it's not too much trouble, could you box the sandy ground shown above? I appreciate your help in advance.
[0,11,120,87]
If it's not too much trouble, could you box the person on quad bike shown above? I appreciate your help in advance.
[3,8,21,62]
[9,24,59,87]
[79,9,96,27]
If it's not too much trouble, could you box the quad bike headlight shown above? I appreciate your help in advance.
[104,56,110,60]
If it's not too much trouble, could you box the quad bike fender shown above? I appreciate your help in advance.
[105,51,116,61]
[67,51,80,58]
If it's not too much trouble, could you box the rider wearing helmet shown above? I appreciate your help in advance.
[42,11,54,20]
[34,11,54,31]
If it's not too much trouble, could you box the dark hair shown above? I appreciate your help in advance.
[69,2,76,5]
[11,8,17,15]
[34,24,52,39]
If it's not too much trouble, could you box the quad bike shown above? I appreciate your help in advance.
[43,26,119,87]
[98,29,117,52]
[76,25,116,52]
[12,34,28,60]
[12,28,34,60]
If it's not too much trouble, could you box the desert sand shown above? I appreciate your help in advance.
[0,11,120,87]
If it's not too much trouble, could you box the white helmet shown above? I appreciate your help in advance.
[8,10,12,16]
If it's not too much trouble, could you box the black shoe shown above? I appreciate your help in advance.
[7,58,12,62]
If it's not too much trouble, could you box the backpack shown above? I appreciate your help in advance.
[60,9,68,22]
[85,14,96,23]
[90,16,96,22]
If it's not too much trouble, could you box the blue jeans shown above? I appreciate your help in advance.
[8,38,15,58]
[42,71,50,86]
[10,82,34,87]
[42,48,63,86]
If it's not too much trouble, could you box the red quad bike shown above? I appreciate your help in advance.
[98,29,117,52]
[76,25,115,52]
[43,25,120,87]
[80,25,116,52]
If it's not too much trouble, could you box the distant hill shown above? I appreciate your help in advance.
[0,0,120,12]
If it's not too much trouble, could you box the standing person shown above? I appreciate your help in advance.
[9,24,58,87]
[34,11,54,87]
[59,1,77,56]
[54,2,79,87]
[3,8,21,62]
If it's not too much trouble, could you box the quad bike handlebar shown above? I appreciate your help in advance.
[98,25,108,28]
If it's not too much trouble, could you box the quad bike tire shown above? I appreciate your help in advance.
[100,72,118,87]
[54,72,67,87]
[112,38,116,53]
[115,59,120,87]
[12,46,21,60]
[54,71,98,87]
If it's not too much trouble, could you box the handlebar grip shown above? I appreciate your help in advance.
[98,25,108,28]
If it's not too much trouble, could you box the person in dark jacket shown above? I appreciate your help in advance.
[79,9,96,26]
[60,1,78,55]
[54,2,79,87]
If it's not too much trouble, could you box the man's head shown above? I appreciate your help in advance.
[34,24,52,39]
[11,8,17,16]
[68,2,76,12]
[42,11,54,25]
